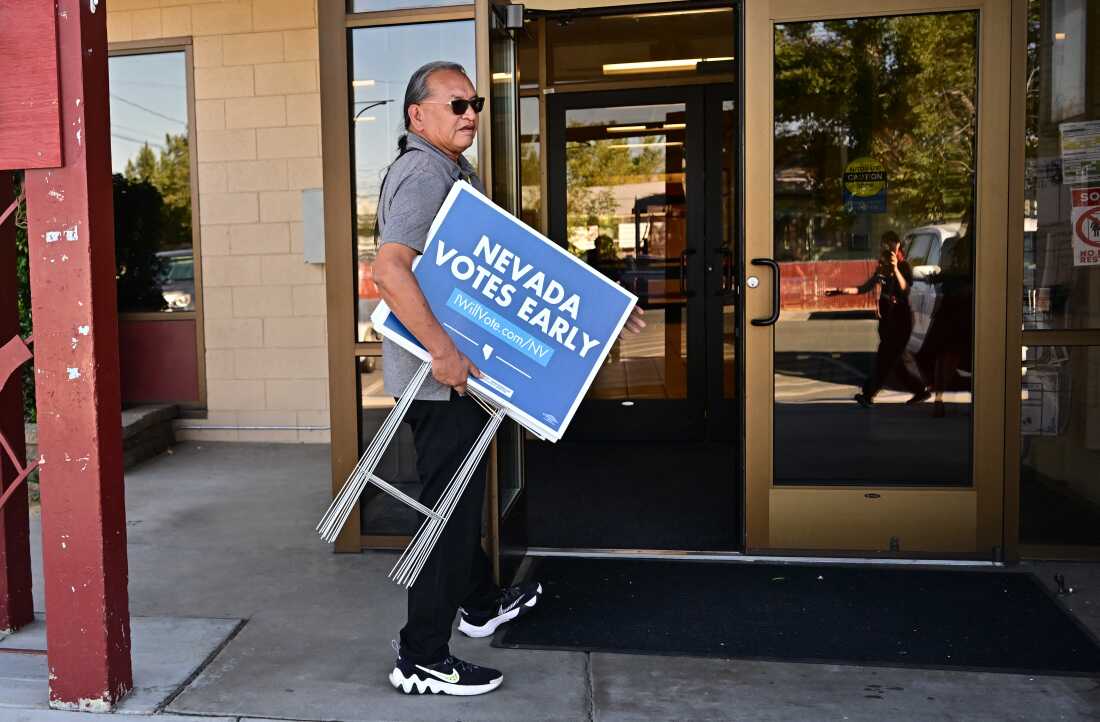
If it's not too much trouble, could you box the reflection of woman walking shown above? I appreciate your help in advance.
[918,230,972,417]
[826,231,929,407]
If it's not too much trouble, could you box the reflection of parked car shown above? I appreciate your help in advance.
[357,258,383,343]
[903,224,960,353]
[155,249,195,311]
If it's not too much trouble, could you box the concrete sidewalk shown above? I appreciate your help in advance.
[2,441,1098,721]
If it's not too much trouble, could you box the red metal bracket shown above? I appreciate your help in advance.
[0,333,35,512]
[0,191,22,227]
[0,433,37,513]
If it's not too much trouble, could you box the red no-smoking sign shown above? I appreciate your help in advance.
[1071,187,1100,267]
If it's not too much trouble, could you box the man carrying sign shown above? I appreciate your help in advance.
[373,61,644,696]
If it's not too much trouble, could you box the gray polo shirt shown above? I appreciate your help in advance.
[376,132,485,401]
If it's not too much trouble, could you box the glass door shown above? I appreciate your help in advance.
[1015,0,1100,558]
[482,0,528,582]
[547,87,708,440]
[704,86,739,441]
[743,0,1012,555]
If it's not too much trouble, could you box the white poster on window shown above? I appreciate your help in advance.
[1060,121,1100,185]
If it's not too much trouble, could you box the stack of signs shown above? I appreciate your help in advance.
[371,181,637,441]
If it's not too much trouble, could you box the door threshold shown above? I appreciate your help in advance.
[524,547,1003,566]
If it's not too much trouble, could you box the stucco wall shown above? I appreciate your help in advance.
[107,0,330,443]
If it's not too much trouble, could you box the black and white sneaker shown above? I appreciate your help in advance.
[389,650,503,696]
[458,582,542,638]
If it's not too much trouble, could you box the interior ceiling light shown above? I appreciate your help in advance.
[352,79,376,87]
[620,8,731,20]
[607,123,687,133]
[1054,31,1068,40]
[492,72,513,81]
[602,57,734,75]
[354,116,376,123]
[609,141,683,148]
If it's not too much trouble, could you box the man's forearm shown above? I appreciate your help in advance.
[376,264,455,359]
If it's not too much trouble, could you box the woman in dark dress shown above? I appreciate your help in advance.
[917,228,973,417]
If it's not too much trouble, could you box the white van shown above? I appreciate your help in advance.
[903,224,961,354]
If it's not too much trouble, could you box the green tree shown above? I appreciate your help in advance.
[114,174,169,312]
[124,133,192,250]
[10,175,35,423]
[773,14,978,259]
[565,131,664,254]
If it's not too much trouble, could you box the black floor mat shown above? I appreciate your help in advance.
[493,558,1100,675]
[523,441,739,550]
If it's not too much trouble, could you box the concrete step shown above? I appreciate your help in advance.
[24,404,178,470]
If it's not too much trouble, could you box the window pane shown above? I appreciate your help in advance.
[773,13,978,486]
[564,104,689,401]
[1020,345,1100,547]
[349,0,470,12]
[109,51,194,313]
[350,21,477,343]
[520,96,541,231]
[547,7,734,86]
[1023,0,1100,330]
[490,13,518,214]
[357,355,422,536]
[517,19,539,90]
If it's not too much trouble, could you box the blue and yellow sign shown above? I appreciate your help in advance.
[843,156,887,214]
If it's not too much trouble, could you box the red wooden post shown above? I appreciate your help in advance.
[23,0,134,710]
[0,173,34,635]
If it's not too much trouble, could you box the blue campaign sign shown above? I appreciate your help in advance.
[371,181,637,441]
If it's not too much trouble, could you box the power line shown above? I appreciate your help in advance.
[109,93,187,126]
[112,133,167,151]
[112,122,166,138]
[113,79,185,90]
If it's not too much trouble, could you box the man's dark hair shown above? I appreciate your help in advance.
[397,60,470,154]
[375,61,471,245]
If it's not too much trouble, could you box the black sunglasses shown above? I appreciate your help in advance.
[421,96,485,115]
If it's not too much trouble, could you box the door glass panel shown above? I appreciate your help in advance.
[350,21,477,343]
[489,7,525,539]
[490,9,518,215]
[1023,0,1100,330]
[547,7,734,86]
[1020,345,1100,547]
[108,51,195,314]
[564,103,689,400]
[772,13,978,485]
[520,97,541,231]
[518,19,539,91]
[357,355,422,536]
[720,99,737,404]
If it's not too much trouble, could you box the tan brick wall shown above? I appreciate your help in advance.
[108,0,330,444]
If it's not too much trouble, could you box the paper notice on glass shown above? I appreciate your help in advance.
[1060,121,1100,185]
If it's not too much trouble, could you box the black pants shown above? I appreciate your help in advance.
[398,391,499,664]
[862,308,926,399]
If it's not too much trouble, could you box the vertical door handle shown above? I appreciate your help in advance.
[750,257,780,326]
[679,248,697,297]
[718,246,735,295]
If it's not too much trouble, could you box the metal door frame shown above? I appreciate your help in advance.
[742,0,1012,557]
